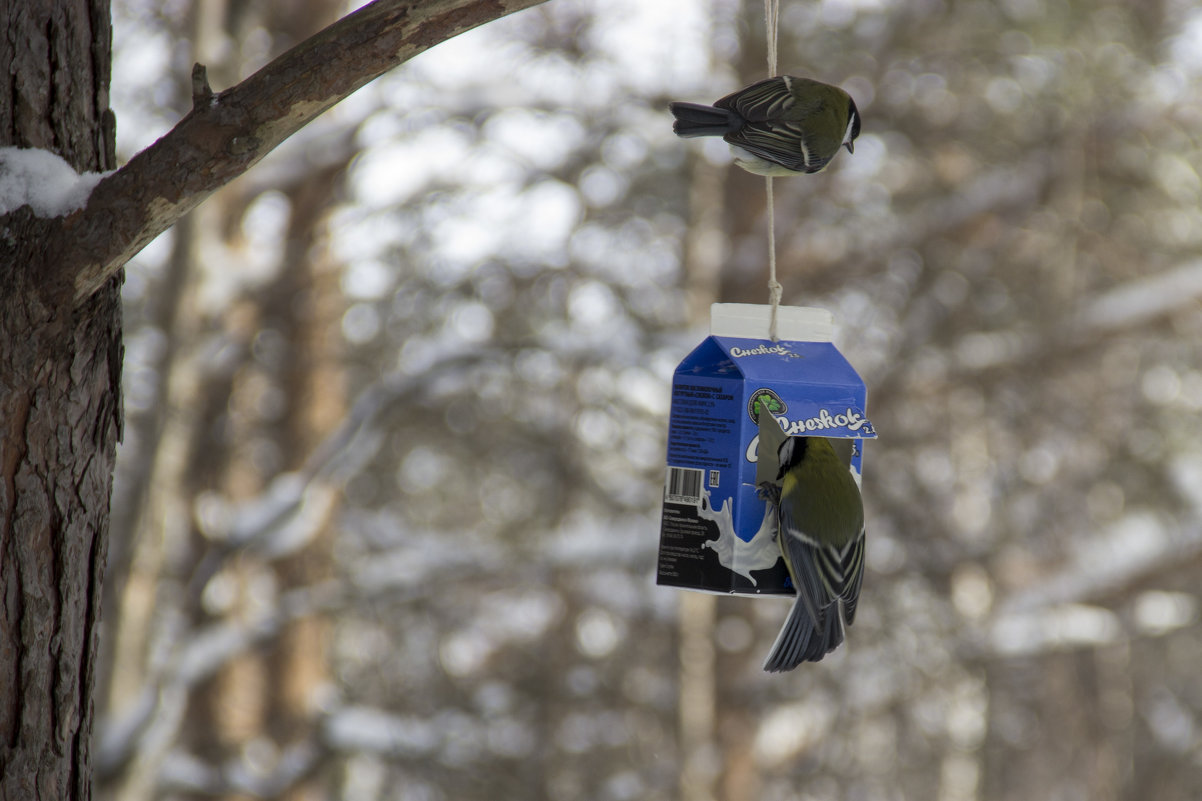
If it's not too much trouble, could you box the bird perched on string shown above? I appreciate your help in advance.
[755,406,865,670]
[669,76,860,176]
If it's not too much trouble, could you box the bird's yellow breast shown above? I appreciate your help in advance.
[780,443,863,546]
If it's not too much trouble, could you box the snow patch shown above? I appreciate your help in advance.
[0,147,110,217]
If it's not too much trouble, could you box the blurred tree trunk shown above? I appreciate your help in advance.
[0,3,119,801]
[180,102,350,801]
[711,11,773,801]
[103,1,351,797]
[677,6,770,801]
[677,135,726,801]
[259,158,348,801]
[177,3,348,799]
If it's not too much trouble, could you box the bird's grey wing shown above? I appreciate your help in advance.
[715,76,794,120]
[839,530,866,625]
[779,526,848,663]
[780,122,836,173]
[778,507,839,617]
[764,494,852,668]
[724,124,813,173]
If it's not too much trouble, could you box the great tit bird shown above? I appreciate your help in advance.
[759,434,865,671]
[669,76,860,176]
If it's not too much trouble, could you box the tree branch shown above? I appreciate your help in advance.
[58,0,550,306]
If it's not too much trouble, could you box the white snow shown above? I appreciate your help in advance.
[1078,260,1202,332]
[0,146,109,217]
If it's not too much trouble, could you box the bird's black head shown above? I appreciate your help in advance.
[775,436,809,479]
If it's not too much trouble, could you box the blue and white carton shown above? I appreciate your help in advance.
[657,304,876,596]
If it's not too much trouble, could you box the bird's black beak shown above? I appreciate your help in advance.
[844,142,854,154]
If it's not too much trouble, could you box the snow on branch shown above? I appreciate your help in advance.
[0,147,110,217]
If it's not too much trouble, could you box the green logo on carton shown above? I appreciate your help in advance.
[749,390,786,422]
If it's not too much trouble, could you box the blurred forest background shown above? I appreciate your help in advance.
[95,0,1202,799]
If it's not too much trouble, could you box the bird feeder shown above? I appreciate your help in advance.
[657,303,876,596]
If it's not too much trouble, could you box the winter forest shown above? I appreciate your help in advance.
[5,0,1202,799]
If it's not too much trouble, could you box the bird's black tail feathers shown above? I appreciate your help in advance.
[761,596,845,672]
[669,102,742,138]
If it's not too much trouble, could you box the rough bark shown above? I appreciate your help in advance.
[1,2,118,799]
[0,0,116,171]
[0,265,122,801]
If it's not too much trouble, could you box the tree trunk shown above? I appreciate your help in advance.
[0,3,119,800]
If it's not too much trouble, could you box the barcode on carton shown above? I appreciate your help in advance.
[665,466,703,505]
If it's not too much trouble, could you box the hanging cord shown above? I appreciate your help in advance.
[764,0,780,76]
[766,179,781,340]
[764,0,782,340]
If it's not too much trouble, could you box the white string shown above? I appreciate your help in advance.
[764,0,782,340]
[766,176,782,341]
[764,0,780,78]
